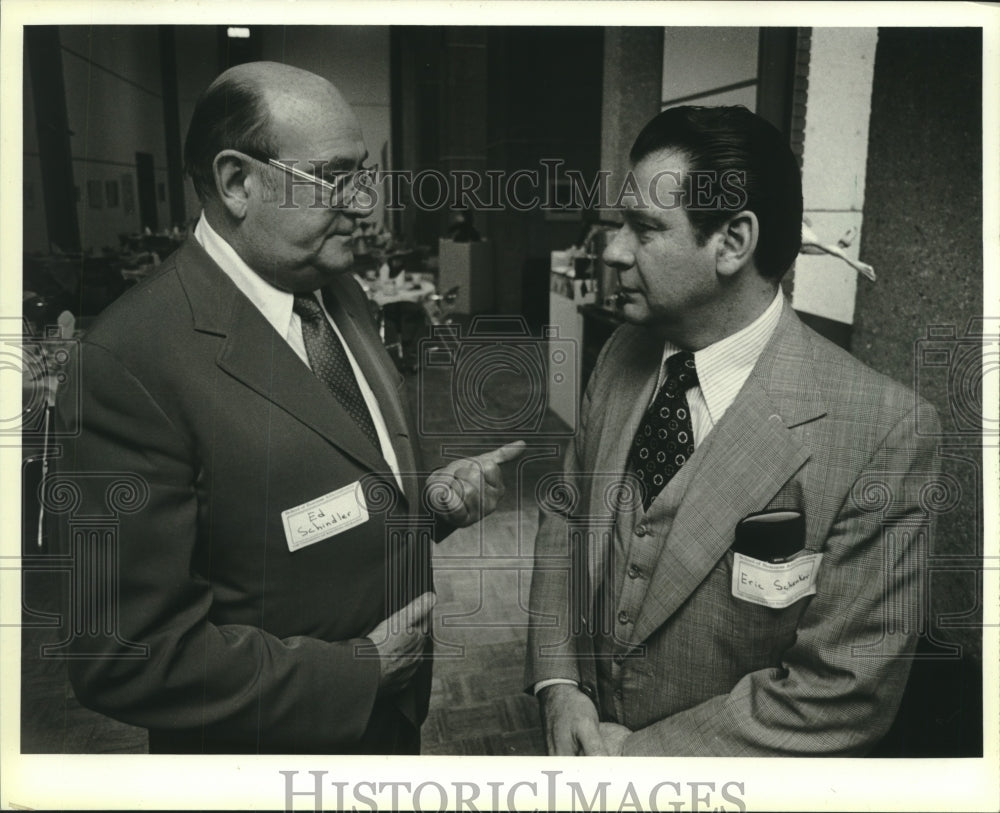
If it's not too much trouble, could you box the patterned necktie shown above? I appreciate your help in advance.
[625,351,699,510]
[293,293,380,451]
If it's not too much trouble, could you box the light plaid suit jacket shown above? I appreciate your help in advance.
[526,298,941,756]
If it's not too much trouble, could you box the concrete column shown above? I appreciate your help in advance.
[600,28,664,211]
[791,28,878,332]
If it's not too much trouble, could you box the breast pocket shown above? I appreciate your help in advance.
[712,550,815,666]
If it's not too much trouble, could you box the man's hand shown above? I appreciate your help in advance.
[598,722,631,756]
[538,683,607,756]
[425,441,526,528]
[365,591,435,696]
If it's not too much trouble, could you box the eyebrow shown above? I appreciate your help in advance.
[320,151,370,173]
[622,208,662,227]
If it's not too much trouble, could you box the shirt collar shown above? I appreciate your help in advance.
[660,288,784,424]
[193,212,300,338]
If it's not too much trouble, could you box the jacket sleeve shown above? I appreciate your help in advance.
[623,399,942,756]
[53,340,381,750]
[524,443,585,689]
[525,329,626,691]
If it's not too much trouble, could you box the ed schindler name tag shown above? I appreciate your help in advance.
[282,481,369,552]
[731,552,823,609]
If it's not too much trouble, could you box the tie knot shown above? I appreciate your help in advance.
[293,293,325,323]
[664,351,698,391]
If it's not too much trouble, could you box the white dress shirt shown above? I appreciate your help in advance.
[534,289,785,696]
[655,287,784,443]
[193,214,402,488]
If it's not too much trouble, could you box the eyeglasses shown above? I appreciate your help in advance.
[241,152,379,209]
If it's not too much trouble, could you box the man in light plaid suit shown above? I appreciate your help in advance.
[526,106,940,756]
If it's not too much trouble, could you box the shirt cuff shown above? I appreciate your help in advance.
[533,678,579,696]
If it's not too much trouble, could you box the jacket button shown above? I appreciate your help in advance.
[634,524,647,537]
[627,564,641,579]
[617,610,629,625]
[613,653,624,665]
[615,688,624,701]
[580,682,597,700]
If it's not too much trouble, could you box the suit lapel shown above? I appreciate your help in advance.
[172,239,392,477]
[590,326,661,512]
[588,329,661,587]
[630,302,827,647]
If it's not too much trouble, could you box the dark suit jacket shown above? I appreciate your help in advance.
[53,238,436,753]
[527,299,942,755]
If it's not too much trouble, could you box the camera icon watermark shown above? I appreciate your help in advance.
[848,468,995,660]
[9,472,151,659]
[417,315,577,437]
[1,317,80,439]
[914,317,999,437]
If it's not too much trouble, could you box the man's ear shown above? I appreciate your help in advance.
[212,150,252,219]
[715,211,759,277]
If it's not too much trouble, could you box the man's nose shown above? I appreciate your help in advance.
[602,227,634,270]
[341,189,376,219]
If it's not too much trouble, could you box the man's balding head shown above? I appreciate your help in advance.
[183,61,354,202]
[184,61,370,291]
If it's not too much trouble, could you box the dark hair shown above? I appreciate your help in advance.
[629,105,802,279]
[183,75,279,201]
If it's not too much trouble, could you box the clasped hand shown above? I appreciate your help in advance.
[365,591,435,696]
[539,684,631,756]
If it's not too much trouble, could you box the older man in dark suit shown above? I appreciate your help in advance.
[53,61,520,754]
[527,106,940,756]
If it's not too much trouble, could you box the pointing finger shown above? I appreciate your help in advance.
[479,440,526,466]
[407,591,437,622]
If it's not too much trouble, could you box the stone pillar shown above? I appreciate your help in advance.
[600,28,664,213]
[791,28,879,341]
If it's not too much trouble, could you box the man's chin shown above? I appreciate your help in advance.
[315,249,356,277]
[619,301,651,325]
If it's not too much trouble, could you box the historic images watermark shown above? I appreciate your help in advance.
[913,318,998,439]
[3,316,79,439]
[280,769,747,812]
[268,158,749,214]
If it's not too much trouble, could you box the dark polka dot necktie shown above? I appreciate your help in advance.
[625,351,699,511]
[293,293,380,452]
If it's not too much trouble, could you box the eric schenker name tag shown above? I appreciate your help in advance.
[731,552,823,609]
[281,482,369,552]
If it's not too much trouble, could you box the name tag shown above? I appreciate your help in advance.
[281,481,369,552]
[731,552,823,608]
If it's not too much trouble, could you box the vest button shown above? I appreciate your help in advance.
[627,564,641,579]
[634,524,648,537]
[618,610,630,625]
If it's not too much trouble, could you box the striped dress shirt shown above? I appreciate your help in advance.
[657,289,784,446]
